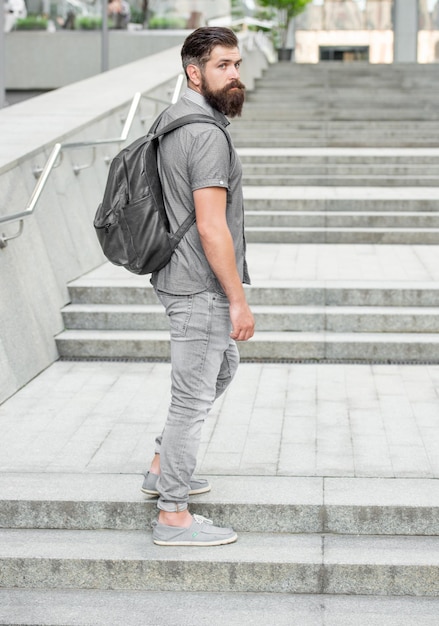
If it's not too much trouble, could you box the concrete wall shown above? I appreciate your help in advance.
[5,31,189,89]
[0,34,269,404]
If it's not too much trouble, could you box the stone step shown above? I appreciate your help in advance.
[257,62,437,72]
[249,77,439,85]
[234,128,439,140]
[234,125,439,133]
[242,175,439,187]
[240,115,439,124]
[244,197,439,213]
[250,73,439,81]
[251,74,439,83]
[240,157,439,168]
[253,88,439,97]
[242,164,439,176]
[243,95,439,105]
[55,329,439,362]
[232,111,439,121]
[245,227,439,244]
[230,125,439,145]
[62,303,168,331]
[257,77,439,85]
[242,161,439,170]
[234,138,439,148]
[1,528,439,596]
[258,99,439,105]
[259,67,439,75]
[247,84,439,93]
[258,67,439,77]
[257,81,439,90]
[61,303,439,334]
[246,95,439,105]
[245,212,439,228]
[252,93,439,101]
[1,474,438,536]
[247,201,439,213]
[2,590,439,626]
[68,281,439,307]
[68,281,160,305]
[245,90,439,96]
[235,120,439,129]
[232,125,439,136]
[245,87,439,99]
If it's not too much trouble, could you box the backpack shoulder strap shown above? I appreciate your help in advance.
[147,113,234,251]
[149,114,233,153]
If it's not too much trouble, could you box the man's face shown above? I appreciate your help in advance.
[199,45,245,117]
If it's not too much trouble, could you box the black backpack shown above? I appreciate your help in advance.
[94,112,232,275]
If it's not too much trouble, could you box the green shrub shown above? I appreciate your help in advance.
[76,15,102,30]
[15,15,48,30]
[149,15,186,29]
[129,6,144,24]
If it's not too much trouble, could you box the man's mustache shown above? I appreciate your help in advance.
[227,80,246,91]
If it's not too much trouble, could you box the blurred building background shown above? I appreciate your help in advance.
[293,0,439,63]
[1,0,438,107]
[3,0,439,64]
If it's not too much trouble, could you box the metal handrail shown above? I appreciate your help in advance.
[0,75,184,248]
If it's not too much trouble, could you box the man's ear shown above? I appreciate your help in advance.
[186,63,202,87]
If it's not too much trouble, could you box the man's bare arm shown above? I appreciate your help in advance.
[193,186,254,341]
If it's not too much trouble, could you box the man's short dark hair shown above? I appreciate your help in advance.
[181,27,239,77]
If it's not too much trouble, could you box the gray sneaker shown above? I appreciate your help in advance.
[141,472,211,497]
[152,514,237,546]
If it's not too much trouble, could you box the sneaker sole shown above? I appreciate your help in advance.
[141,484,212,497]
[153,533,238,547]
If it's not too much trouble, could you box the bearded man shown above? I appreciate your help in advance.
[141,27,255,546]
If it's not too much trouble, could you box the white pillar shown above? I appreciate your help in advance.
[393,0,418,63]
[101,0,109,72]
[0,0,5,108]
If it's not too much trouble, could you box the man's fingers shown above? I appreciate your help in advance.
[229,303,255,341]
[230,326,254,341]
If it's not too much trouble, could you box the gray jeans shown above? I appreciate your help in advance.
[154,289,240,512]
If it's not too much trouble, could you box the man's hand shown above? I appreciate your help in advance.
[229,301,255,342]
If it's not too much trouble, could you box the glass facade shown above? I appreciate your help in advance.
[294,0,439,63]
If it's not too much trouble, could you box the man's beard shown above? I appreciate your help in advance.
[201,76,245,118]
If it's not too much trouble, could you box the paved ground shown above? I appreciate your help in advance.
[1,358,438,479]
[74,239,439,288]
[245,241,439,283]
[2,242,439,480]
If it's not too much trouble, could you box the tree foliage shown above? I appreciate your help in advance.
[258,0,312,48]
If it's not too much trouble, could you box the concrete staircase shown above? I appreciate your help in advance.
[243,184,439,244]
[232,62,439,147]
[55,61,439,362]
[240,150,439,188]
[233,63,439,245]
[1,474,439,624]
[56,266,439,362]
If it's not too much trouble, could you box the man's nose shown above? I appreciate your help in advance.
[229,65,240,79]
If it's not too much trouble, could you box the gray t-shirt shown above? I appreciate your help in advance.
[150,88,250,295]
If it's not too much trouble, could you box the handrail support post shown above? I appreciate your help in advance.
[1,220,24,247]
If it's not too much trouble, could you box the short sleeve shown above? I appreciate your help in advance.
[187,126,230,192]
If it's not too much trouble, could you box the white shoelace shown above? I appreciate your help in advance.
[193,514,213,525]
